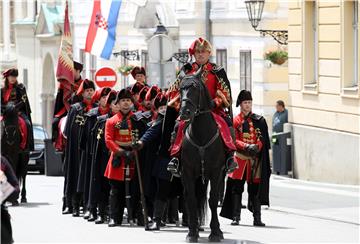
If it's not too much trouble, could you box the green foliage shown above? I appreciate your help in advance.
[264,50,288,65]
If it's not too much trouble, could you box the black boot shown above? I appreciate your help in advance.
[62,197,66,212]
[147,200,166,231]
[167,158,180,177]
[108,218,121,227]
[62,207,73,215]
[253,197,265,227]
[231,194,241,225]
[95,215,106,224]
[88,208,98,222]
[95,203,107,224]
[148,217,161,231]
[72,207,80,217]
[225,151,238,173]
[83,209,91,220]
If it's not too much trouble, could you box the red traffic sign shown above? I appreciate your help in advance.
[95,67,117,88]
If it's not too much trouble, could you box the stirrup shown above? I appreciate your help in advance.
[225,157,238,173]
[167,158,181,177]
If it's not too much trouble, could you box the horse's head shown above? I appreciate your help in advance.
[1,102,20,147]
[179,68,211,122]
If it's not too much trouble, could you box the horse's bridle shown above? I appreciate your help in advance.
[181,76,220,183]
[181,78,211,118]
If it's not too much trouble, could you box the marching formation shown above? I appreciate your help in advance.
[1,37,271,243]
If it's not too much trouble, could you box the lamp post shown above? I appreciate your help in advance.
[245,0,288,45]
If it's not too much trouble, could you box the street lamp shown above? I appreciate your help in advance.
[245,0,288,45]
[113,50,140,61]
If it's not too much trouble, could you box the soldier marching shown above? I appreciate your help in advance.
[0,38,272,241]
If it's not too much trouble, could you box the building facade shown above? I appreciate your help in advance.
[1,0,288,137]
[288,0,360,184]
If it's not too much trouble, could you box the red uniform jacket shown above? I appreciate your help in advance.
[167,62,231,116]
[104,112,135,181]
[229,112,263,183]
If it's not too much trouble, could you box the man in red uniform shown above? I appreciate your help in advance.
[167,37,237,174]
[104,89,147,227]
[220,90,271,227]
[137,86,150,112]
[131,66,147,87]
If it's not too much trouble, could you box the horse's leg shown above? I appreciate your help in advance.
[183,176,199,243]
[208,174,223,242]
[20,152,29,203]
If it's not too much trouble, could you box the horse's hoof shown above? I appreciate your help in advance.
[21,198,27,203]
[11,200,19,206]
[198,226,205,232]
[186,235,198,243]
[208,233,222,242]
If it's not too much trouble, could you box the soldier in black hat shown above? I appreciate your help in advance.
[103,89,147,227]
[134,93,182,230]
[62,79,97,216]
[220,90,271,226]
[88,90,119,224]
[77,87,112,221]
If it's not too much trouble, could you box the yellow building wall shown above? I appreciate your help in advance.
[288,0,360,135]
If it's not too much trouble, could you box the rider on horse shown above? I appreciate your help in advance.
[1,68,34,152]
[167,37,238,175]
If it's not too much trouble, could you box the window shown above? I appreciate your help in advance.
[0,1,3,44]
[239,50,252,92]
[175,0,193,12]
[212,1,228,10]
[342,0,359,93]
[23,68,28,89]
[216,49,227,71]
[303,0,318,91]
[141,50,148,70]
[10,0,15,44]
[354,1,359,88]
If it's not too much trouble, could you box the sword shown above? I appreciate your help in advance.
[132,129,149,230]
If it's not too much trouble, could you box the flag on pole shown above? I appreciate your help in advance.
[85,0,122,60]
[56,1,74,111]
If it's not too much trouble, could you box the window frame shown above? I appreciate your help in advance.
[216,49,227,71]
[302,0,319,94]
[239,50,252,92]
[341,0,360,98]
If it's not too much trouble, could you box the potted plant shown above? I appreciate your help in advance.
[118,65,134,76]
[264,50,288,65]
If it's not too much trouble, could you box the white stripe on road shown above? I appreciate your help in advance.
[271,180,360,198]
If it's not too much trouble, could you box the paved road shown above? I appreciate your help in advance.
[8,174,359,243]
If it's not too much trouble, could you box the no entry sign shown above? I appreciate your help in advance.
[95,67,117,88]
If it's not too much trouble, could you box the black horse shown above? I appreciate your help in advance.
[179,69,225,242]
[1,102,30,204]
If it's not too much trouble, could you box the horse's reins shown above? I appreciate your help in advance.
[183,75,219,184]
